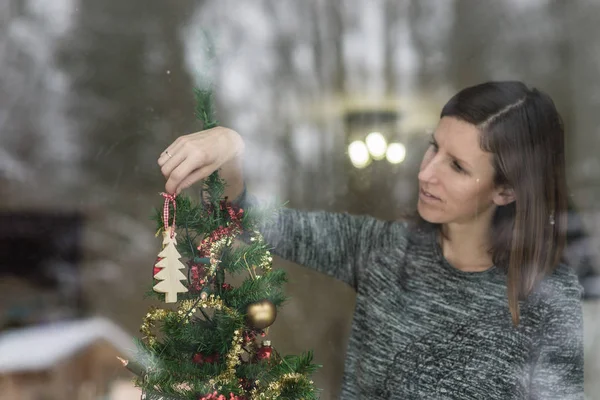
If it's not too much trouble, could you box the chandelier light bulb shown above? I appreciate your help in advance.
[386,142,406,164]
[365,132,387,160]
[348,140,371,169]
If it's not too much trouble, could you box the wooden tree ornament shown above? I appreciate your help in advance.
[153,193,188,303]
[153,227,188,303]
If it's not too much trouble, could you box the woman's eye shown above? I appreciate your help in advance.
[427,140,466,174]
[452,161,465,173]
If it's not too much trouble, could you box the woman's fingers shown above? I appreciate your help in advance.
[164,156,200,194]
[158,139,185,167]
[158,138,201,191]
[174,165,217,195]
[157,127,242,194]
[164,147,215,194]
[159,151,182,178]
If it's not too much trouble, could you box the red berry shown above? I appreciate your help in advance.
[192,353,204,364]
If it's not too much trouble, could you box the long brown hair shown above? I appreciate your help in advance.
[421,81,568,326]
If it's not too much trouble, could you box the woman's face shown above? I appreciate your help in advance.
[417,117,511,225]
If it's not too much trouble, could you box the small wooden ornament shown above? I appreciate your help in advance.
[153,227,188,303]
[246,300,277,330]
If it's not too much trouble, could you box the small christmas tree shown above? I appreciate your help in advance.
[124,85,321,399]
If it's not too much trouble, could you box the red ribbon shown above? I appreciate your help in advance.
[160,192,177,237]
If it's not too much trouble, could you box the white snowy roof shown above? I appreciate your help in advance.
[0,317,137,373]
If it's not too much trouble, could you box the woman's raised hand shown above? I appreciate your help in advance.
[158,127,245,196]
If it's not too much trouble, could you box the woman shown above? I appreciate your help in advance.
[158,81,584,399]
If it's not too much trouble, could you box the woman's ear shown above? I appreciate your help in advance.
[493,186,515,206]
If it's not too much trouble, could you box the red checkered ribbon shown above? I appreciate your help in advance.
[160,192,177,238]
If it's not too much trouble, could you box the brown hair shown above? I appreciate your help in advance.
[418,81,568,326]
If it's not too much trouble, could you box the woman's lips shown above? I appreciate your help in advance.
[420,188,441,202]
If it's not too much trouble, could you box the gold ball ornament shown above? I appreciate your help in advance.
[246,299,277,330]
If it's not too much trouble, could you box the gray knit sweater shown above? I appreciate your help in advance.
[235,190,584,399]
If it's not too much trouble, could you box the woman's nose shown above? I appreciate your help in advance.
[418,156,439,183]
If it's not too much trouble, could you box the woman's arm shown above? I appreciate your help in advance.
[233,188,407,291]
[529,274,584,399]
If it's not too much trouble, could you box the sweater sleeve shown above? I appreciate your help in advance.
[529,274,585,400]
[231,186,404,291]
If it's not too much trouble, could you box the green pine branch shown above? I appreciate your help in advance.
[194,87,218,130]
[219,270,288,312]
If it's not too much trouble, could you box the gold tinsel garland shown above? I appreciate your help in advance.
[249,373,313,400]
[208,236,232,277]
[249,230,273,273]
[140,295,238,346]
[208,329,244,390]
[199,229,273,286]
[140,307,171,347]
[209,230,273,278]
